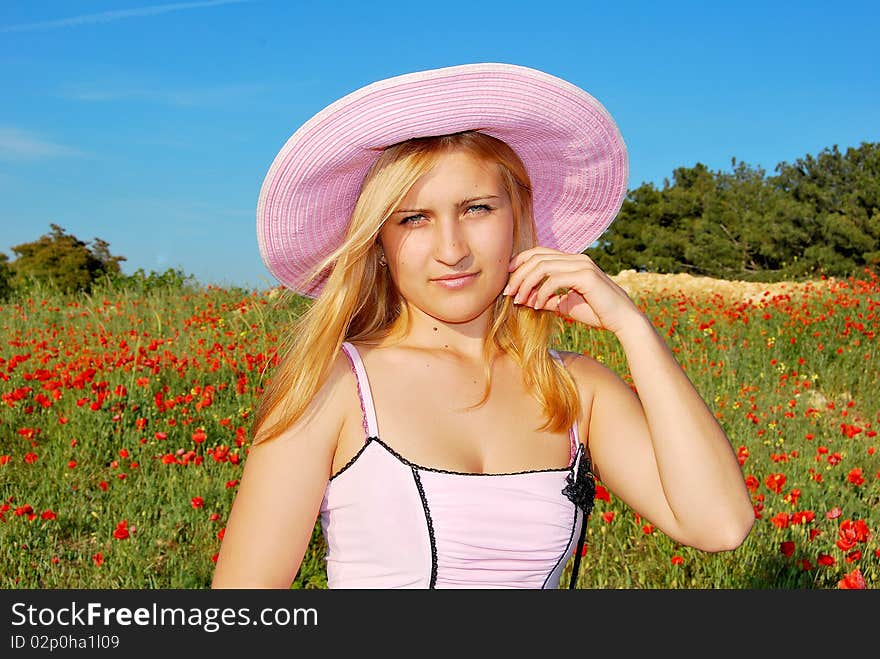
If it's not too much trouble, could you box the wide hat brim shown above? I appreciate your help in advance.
[257,62,629,297]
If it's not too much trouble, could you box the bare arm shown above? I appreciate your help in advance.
[504,247,754,552]
[565,315,754,551]
[211,353,349,588]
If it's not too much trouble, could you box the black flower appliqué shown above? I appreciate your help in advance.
[562,445,596,518]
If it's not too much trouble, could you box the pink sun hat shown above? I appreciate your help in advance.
[256,62,629,298]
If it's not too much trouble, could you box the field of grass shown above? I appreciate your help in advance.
[1,270,878,589]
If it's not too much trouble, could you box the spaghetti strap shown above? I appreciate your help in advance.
[549,348,581,463]
[340,342,380,439]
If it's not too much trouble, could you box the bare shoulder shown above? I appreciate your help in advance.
[212,346,358,587]
[553,350,637,474]
[250,346,357,458]
[552,349,625,396]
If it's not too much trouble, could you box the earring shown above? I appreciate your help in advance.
[379,257,387,267]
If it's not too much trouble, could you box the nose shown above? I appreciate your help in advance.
[433,217,470,266]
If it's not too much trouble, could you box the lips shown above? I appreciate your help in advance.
[431,272,479,289]
[432,272,478,282]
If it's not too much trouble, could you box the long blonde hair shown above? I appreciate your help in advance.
[252,130,581,445]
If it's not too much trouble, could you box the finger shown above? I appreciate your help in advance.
[505,252,549,300]
[509,258,580,305]
[508,246,560,273]
[510,257,550,304]
[529,271,577,310]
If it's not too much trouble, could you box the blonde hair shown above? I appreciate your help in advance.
[251,130,581,445]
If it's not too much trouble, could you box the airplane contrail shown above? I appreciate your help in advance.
[0,0,253,33]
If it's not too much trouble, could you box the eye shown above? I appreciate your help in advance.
[399,214,425,225]
[466,204,492,214]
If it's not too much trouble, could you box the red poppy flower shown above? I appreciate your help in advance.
[671,556,684,565]
[845,550,862,563]
[784,489,801,506]
[92,553,104,566]
[765,473,786,494]
[771,512,790,529]
[817,554,835,567]
[780,541,795,557]
[791,510,815,525]
[113,520,130,540]
[837,568,866,589]
[840,423,862,439]
[847,468,865,486]
[841,519,871,543]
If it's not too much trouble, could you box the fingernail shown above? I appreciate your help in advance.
[502,284,510,296]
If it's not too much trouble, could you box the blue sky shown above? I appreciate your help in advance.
[1,1,877,291]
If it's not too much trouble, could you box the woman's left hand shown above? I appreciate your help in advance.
[503,247,646,335]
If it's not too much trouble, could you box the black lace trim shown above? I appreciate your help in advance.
[330,434,578,481]
[328,438,373,482]
[371,435,575,476]
[411,468,438,588]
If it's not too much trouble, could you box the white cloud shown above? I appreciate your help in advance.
[0,127,84,161]
[0,0,253,33]
[59,82,267,108]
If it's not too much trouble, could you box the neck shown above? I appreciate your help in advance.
[385,301,499,363]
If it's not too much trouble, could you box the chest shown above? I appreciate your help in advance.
[333,352,583,476]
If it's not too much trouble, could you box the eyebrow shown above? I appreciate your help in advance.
[392,195,501,215]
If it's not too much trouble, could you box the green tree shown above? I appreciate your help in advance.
[587,142,880,281]
[0,252,14,300]
[9,224,127,293]
[773,142,880,276]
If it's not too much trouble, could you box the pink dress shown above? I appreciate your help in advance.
[318,341,596,588]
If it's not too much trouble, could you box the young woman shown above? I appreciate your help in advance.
[211,63,754,589]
